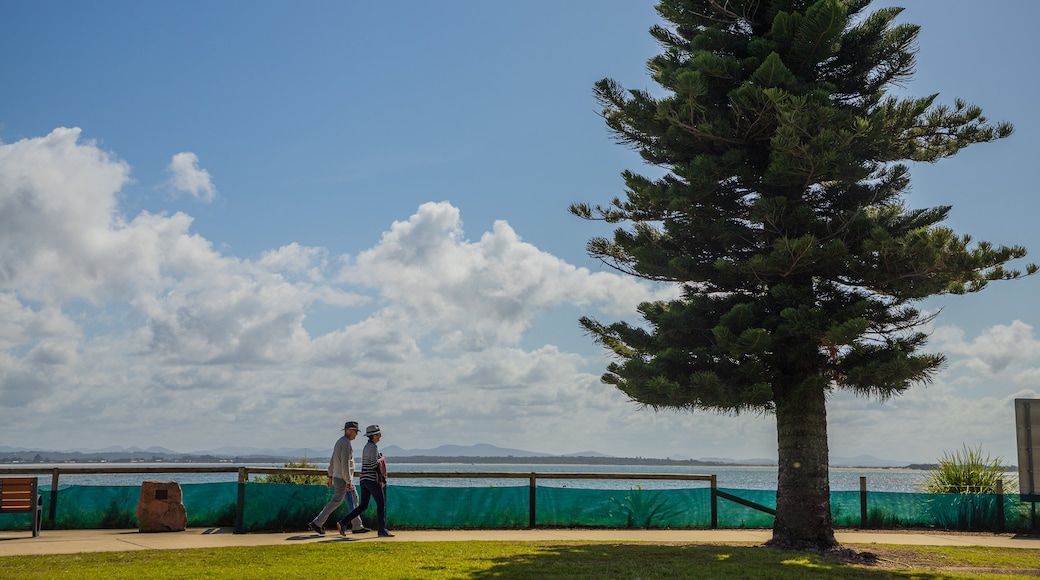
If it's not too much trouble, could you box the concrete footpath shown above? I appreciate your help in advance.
[2,528,1039,557]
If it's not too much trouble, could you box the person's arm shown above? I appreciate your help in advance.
[361,443,379,475]
[345,442,356,490]
[326,442,337,487]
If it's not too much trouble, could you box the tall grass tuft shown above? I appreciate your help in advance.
[923,443,1017,494]
[607,485,686,529]
[922,444,1018,530]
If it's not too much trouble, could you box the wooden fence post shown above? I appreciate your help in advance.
[710,474,718,529]
[49,468,60,527]
[860,476,868,528]
[996,479,1004,532]
[235,467,247,534]
[528,473,536,529]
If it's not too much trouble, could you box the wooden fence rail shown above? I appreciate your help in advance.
[6,466,955,532]
[1,466,725,532]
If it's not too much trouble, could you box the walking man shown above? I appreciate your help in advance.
[308,421,370,535]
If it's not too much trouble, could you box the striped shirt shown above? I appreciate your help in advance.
[359,440,381,484]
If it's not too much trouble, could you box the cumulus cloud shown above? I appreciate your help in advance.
[167,152,217,202]
[2,127,1028,464]
[0,128,696,456]
[931,321,1040,374]
[0,127,134,302]
[825,321,1040,462]
[344,201,679,351]
[258,243,329,282]
[827,380,1037,464]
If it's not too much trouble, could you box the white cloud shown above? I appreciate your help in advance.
[0,294,78,350]
[167,152,217,202]
[258,243,329,282]
[344,201,679,351]
[0,129,693,457]
[1,128,1030,465]
[827,381,1037,465]
[931,320,1040,374]
[825,322,1040,463]
[0,127,135,303]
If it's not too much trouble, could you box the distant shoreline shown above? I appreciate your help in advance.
[386,456,936,470]
[389,455,747,467]
[0,449,938,470]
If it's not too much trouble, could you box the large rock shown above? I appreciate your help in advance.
[137,480,187,532]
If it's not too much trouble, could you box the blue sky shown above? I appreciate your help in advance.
[1,1,1038,463]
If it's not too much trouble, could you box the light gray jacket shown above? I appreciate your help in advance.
[327,435,356,481]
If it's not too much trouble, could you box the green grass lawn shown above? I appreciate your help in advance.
[1,541,1038,579]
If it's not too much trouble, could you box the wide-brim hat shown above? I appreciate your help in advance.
[365,424,381,437]
[343,421,359,431]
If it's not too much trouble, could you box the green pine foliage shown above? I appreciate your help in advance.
[572,0,1034,549]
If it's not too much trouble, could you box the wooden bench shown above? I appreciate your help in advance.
[0,477,42,537]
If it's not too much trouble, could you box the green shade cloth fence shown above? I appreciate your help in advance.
[1,483,1035,532]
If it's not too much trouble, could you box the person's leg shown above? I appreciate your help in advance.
[362,480,390,536]
[308,478,346,535]
[311,478,346,531]
[338,484,371,534]
[347,487,367,531]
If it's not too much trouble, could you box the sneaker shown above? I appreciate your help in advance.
[308,522,325,536]
[352,527,372,534]
[336,521,347,536]
[378,530,395,537]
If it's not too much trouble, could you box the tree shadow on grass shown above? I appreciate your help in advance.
[467,544,960,580]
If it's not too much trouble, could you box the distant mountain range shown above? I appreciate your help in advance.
[830,455,912,468]
[0,443,914,467]
[382,443,552,457]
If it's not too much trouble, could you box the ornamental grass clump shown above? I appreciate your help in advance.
[923,444,1016,494]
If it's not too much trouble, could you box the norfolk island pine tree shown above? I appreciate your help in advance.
[570,0,1036,550]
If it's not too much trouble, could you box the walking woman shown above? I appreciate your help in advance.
[337,424,393,537]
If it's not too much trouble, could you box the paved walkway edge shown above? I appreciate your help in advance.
[1,528,1038,557]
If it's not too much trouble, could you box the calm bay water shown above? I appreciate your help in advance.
[386,463,931,492]
[20,462,935,492]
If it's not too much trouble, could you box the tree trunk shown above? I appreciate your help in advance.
[768,382,837,550]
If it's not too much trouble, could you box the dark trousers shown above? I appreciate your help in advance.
[340,479,386,532]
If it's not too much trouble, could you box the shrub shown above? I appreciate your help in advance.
[254,459,326,485]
